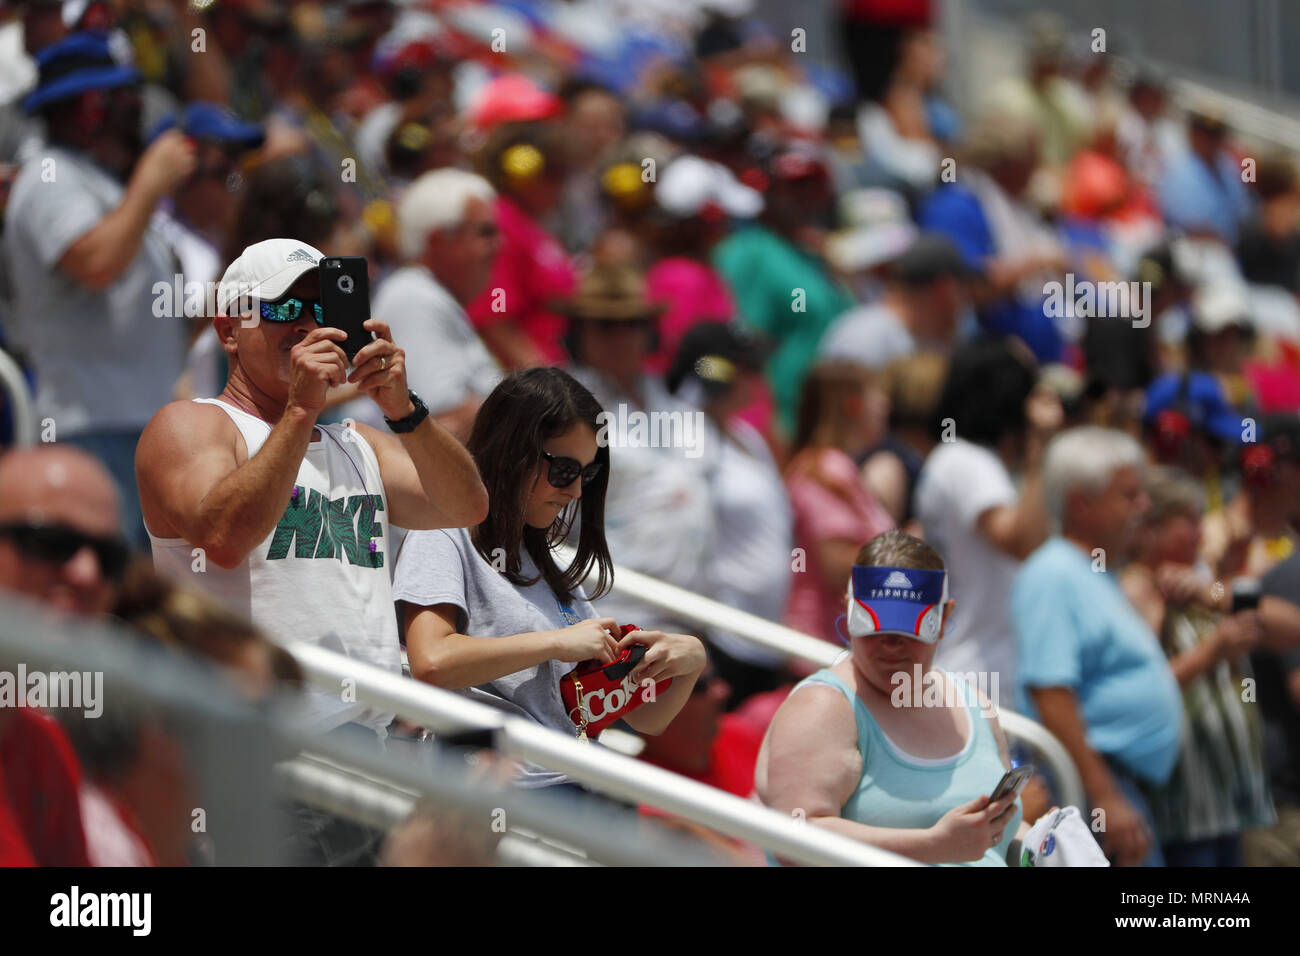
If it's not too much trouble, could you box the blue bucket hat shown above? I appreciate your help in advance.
[845,565,950,643]
[21,31,142,115]
[148,101,266,150]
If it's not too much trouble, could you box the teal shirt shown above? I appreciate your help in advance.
[798,667,1021,867]
[713,225,853,434]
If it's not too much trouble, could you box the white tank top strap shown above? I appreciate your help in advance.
[192,397,273,458]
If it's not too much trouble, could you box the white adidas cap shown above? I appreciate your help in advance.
[217,238,325,316]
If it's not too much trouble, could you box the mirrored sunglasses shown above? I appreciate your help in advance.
[260,297,324,324]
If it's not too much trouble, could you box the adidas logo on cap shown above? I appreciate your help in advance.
[882,571,914,589]
[285,248,318,264]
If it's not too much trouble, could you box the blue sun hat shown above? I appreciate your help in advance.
[21,31,141,115]
[845,565,949,643]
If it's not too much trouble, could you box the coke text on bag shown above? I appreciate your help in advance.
[559,625,672,740]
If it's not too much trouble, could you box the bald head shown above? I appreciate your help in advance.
[0,445,124,616]
[0,445,121,533]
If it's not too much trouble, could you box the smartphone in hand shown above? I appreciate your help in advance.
[991,764,1035,803]
[318,256,373,363]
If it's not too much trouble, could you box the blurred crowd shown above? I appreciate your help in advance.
[1,0,1299,868]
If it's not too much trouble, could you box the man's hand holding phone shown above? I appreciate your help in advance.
[349,319,411,421]
[287,327,350,415]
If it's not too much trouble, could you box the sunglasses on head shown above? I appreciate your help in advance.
[541,451,603,489]
[0,522,129,579]
[260,296,324,324]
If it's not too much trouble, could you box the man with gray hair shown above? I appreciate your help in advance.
[1011,426,1184,866]
[338,168,502,439]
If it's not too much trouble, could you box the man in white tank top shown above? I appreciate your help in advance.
[135,238,489,737]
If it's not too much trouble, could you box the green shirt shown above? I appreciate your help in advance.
[713,225,853,434]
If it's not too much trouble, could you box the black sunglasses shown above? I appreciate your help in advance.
[541,451,603,489]
[0,522,129,579]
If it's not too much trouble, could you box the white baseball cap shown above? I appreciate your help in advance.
[655,155,764,220]
[824,188,918,274]
[217,238,325,316]
[1192,279,1253,335]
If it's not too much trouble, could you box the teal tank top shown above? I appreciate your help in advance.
[797,666,1021,867]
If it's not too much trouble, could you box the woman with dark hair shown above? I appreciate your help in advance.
[393,368,706,788]
[913,335,1060,694]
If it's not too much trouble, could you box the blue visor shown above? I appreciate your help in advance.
[846,565,949,643]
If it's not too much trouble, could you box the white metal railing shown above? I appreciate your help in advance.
[0,348,36,446]
[287,641,919,866]
[557,545,1087,810]
[278,752,595,866]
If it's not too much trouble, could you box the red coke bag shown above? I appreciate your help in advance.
[559,625,672,740]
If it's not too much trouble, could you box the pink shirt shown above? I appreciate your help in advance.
[466,196,577,365]
[645,258,735,374]
[645,256,775,434]
[784,447,896,644]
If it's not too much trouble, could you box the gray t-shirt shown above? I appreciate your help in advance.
[1,146,184,434]
[392,526,596,787]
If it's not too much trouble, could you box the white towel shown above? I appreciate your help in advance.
[1021,806,1110,867]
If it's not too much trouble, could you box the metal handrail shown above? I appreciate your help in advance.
[555,545,1087,810]
[287,641,919,866]
[279,752,597,866]
[0,347,36,446]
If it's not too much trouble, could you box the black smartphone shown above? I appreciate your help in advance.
[991,764,1035,802]
[603,644,647,682]
[1231,579,1262,613]
[318,256,373,363]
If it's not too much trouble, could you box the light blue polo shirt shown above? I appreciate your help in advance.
[1012,538,1184,786]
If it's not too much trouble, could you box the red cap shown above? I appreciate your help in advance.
[469,74,563,130]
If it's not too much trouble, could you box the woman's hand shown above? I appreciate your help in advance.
[928,792,1018,863]
[550,618,620,664]
[620,629,706,685]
